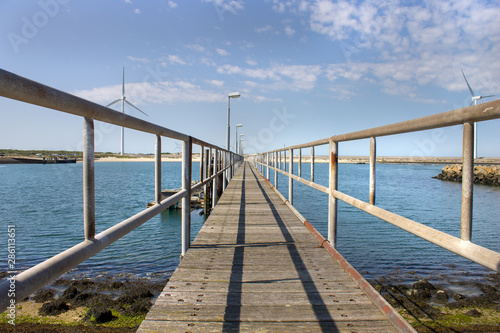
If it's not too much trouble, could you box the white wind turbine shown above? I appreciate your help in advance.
[106,67,148,155]
[461,68,496,159]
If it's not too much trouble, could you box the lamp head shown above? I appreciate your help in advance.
[236,124,243,127]
[228,92,241,98]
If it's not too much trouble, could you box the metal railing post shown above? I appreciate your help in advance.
[199,146,204,185]
[328,140,338,247]
[289,148,293,205]
[266,153,270,180]
[298,148,302,178]
[369,137,376,205]
[274,151,278,189]
[212,149,218,209]
[223,151,227,190]
[83,118,95,241]
[311,146,315,182]
[461,122,474,241]
[155,135,162,204]
[181,137,192,257]
[284,150,287,172]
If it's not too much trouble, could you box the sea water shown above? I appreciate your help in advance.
[1,162,499,286]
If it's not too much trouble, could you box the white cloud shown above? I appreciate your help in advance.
[207,79,224,87]
[202,0,244,14]
[127,56,149,63]
[73,81,225,105]
[166,55,187,65]
[186,44,205,52]
[124,0,132,4]
[284,26,295,36]
[134,8,141,14]
[245,57,258,66]
[255,25,273,33]
[217,64,322,91]
[216,48,229,56]
[168,1,178,8]
[292,0,500,98]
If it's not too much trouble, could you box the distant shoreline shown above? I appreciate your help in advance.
[2,155,499,165]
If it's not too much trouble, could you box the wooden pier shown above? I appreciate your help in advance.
[138,162,413,333]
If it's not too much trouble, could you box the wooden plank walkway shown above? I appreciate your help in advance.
[138,162,409,333]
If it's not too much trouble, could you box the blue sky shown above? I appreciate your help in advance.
[1,0,499,157]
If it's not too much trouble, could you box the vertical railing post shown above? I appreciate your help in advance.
[369,137,376,205]
[311,146,315,182]
[278,151,281,170]
[266,153,270,180]
[274,151,278,189]
[199,146,204,185]
[181,137,192,257]
[288,148,293,205]
[222,151,227,191]
[328,139,338,247]
[298,148,302,178]
[204,148,210,217]
[83,118,95,241]
[461,122,474,241]
[212,149,218,209]
[284,150,287,172]
[155,135,162,204]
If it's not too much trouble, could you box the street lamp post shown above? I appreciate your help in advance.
[225,92,240,190]
[235,124,243,154]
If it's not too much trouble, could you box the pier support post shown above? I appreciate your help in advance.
[83,118,95,241]
[369,137,376,205]
[289,148,293,205]
[181,137,192,257]
[298,148,302,178]
[266,153,270,180]
[328,140,338,248]
[274,151,278,189]
[212,149,218,209]
[155,135,162,204]
[461,122,474,241]
[311,146,315,182]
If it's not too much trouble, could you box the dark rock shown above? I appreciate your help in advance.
[60,286,78,301]
[32,289,55,303]
[86,306,114,323]
[413,279,436,291]
[435,290,449,303]
[121,299,152,316]
[39,300,69,316]
[464,309,482,317]
[109,281,124,289]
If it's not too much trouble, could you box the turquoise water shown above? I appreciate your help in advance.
[1,162,499,285]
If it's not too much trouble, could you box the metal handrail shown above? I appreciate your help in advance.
[0,68,243,312]
[253,99,500,273]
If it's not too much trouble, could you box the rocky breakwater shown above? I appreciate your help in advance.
[435,164,500,186]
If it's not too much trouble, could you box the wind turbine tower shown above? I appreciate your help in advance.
[106,67,148,155]
[461,69,496,159]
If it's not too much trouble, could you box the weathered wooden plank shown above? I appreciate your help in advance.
[145,304,389,322]
[162,281,360,293]
[155,290,372,305]
[138,320,399,333]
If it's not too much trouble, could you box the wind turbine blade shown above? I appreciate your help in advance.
[469,100,474,106]
[122,66,125,97]
[125,99,149,117]
[461,68,475,97]
[106,99,122,107]
[480,94,495,99]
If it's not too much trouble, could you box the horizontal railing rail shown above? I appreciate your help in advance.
[252,99,500,273]
[0,68,243,312]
